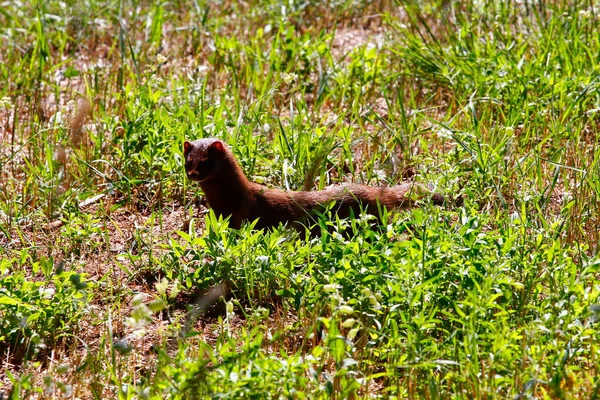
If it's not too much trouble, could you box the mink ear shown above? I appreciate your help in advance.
[183,141,193,157]
[208,140,225,154]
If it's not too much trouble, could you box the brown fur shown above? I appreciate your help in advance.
[184,138,444,230]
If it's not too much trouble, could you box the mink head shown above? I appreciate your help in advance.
[183,138,229,182]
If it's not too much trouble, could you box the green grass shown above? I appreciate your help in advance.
[1,0,600,398]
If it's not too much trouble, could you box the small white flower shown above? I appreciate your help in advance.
[49,111,64,126]
[282,72,297,84]
[256,255,269,266]
[333,232,344,241]
[436,128,453,140]
[283,160,296,175]
[156,53,167,64]
[562,191,573,202]
[262,122,271,134]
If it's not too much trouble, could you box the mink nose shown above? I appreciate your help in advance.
[186,169,201,180]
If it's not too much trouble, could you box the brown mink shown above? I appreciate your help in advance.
[184,138,444,230]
